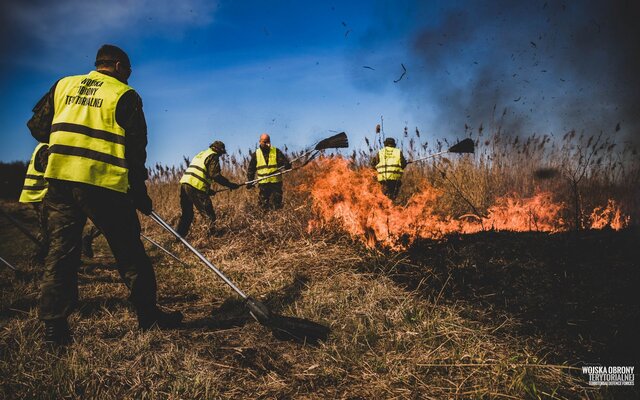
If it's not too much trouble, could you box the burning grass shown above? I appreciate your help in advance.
[303,156,630,250]
[1,129,638,399]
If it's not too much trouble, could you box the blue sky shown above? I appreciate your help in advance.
[1,0,638,166]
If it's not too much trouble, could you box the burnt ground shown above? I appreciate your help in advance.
[381,228,640,366]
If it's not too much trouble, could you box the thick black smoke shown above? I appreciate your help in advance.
[365,1,640,140]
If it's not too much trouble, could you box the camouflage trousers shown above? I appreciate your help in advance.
[380,180,401,200]
[39,179,157,321]
[176,183,217,237]
[257,182,284,210]
[31,202,49,261]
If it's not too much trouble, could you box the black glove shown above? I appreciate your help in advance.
[34,145,50,173]
[228,182,241,190]
[246,182,255,189]
[130,183,153,215]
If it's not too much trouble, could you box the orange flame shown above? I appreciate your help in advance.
[479,192,566,233]
[589,199,630,230]
[304,157,458,250]
[304,157,630,250]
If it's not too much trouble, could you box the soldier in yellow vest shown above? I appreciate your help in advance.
[370,137,407,200]
[19,143,50,262]
[27,44,182,345]
[19,143,100,261]
[246,133,291,210]
[176,141,241,237]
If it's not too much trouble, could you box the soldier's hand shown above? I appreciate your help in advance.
[134,192,153,215]
[130,184,153,215]
[228,182,241,190]
[246,182,255,189]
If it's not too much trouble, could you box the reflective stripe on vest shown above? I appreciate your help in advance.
[179,148,217,192]
[376,147,403,181]
[19,143,49,203]
[45,71,132,193]
[255,147,281,184]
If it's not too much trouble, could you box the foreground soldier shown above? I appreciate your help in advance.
[176,140,240,237]
[371,137,407,200]
[246,133,291,210]
[28,44,182,345]
[18,143,50,263]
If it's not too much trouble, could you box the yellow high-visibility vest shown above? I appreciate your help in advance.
[255,147,282,184]
[180,148,217,192]
[19,143,49,203]
[45,71,133,193]
[376,147,403,181]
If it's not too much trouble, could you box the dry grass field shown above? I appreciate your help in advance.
[1,129,638,399]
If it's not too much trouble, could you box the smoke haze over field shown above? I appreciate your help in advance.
[1,1,639,166]
[356,1,640,140]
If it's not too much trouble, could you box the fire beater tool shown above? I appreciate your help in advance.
[213,132,349,194]
[286,131,349,166]
[408,138,475,164]
[411,138,481,218]
[149,211,330,343]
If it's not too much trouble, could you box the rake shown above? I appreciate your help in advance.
[213,132,349,193]
[408,138,475,164]
[149,211,330,343]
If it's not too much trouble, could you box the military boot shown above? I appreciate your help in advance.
[137,306,184,331]
[44,318,73,346]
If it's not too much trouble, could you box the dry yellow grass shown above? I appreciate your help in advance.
[1,130,638,399]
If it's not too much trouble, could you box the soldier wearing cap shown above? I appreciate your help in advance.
[176,140,241,237]
[370,137,407,200]
[27,44,183,345]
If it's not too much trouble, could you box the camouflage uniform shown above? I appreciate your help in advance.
[31,202,49,262]
[176,150,237,236]
[28,70,160,323]
[39,180,158,319]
